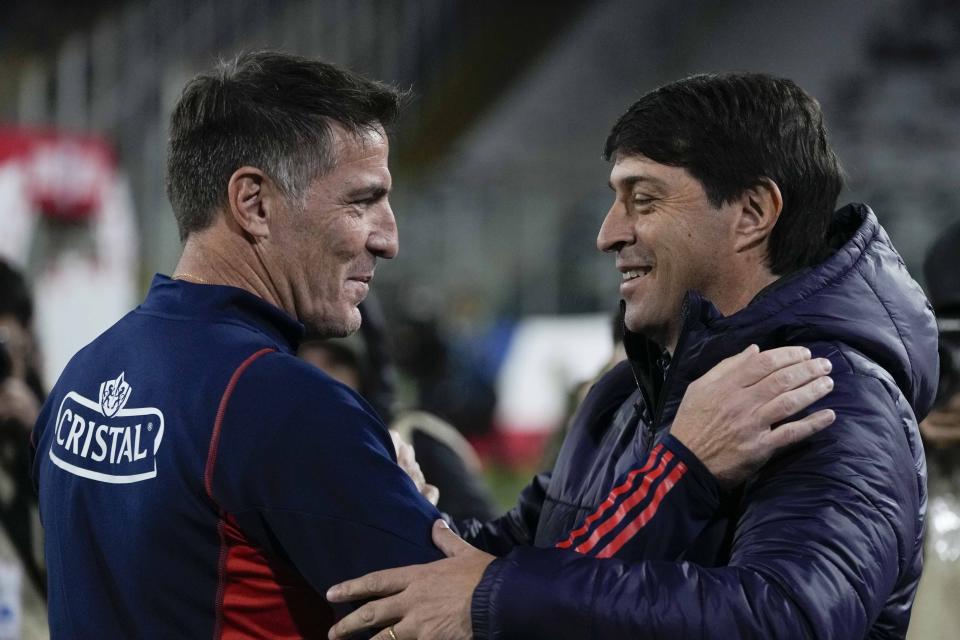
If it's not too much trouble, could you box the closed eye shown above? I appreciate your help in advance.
[632,195,655,208]
[346,186,389,206]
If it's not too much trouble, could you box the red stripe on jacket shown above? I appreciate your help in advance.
[218,514,334,639]
[205,349,339,639]
[207,348,275,640]
[595,462,687,558]
[555,444,665,550]
[574,451,675,555]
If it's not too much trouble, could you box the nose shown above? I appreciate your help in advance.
[369,201,399,259]
[597,199,633,253]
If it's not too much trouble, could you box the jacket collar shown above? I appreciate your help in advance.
[138,274,305,353]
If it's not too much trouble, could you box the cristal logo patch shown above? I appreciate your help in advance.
[99,372,132,418]
[49,373,165,483]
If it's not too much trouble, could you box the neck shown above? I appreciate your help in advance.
[713,270,781,318]
[173,225,290,315]
[663,266,780,355]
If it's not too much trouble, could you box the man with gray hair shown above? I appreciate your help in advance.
[32,54,834,637]
[32,50,447,638]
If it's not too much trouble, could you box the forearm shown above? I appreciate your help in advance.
[474,434,904,640]
[473,547,870,640]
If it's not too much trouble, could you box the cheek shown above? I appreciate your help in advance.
[326,224,368,259]
[665,230,713,285]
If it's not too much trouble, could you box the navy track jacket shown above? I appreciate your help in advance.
[32,276,443,638]
[464,205,938,639]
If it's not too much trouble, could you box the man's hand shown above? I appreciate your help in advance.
[391,430,440,506]
[327,520,488,640]
[0,378,41,431]
[920,391,960,448]
[672,344,836,488]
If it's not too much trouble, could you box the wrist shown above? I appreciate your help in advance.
[661,433,720,495]
[471,557,508,640]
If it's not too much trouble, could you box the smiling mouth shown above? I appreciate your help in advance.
[621,267,652,282]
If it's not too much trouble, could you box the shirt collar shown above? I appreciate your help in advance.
[139,274,305,353]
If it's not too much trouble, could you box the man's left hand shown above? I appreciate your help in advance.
[391,430,440,506]
[327,520,491,640]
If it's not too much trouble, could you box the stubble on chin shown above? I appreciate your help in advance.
[623,305,674,351]
[303,308,362,339]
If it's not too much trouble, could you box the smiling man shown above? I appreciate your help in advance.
[28,51,449,638]
[328,73,939,640]
[604,155,781,352]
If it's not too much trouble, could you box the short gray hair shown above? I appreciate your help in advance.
[166,50,402,240]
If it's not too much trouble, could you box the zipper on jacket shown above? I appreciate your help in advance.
[640,410,654,451]
[653,294,700,429]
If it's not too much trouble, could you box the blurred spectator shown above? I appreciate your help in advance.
[299,299,497,523]
[299,337,363,392]
[0,260,47,639]
[541,305,627,470]
[392,313,499,439]
[908,220,960,640]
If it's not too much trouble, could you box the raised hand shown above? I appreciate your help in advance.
[672,344,835,487]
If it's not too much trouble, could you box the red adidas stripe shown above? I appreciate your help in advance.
[555,444,664,550]
[574,451,674,555]
[595,462,687,558]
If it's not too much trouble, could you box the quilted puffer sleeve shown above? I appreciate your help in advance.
[472,372,920,639]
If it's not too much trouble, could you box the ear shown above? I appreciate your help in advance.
[226,166,278,240]
[732,178,783,254]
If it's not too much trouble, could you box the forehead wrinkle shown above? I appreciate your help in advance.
[324,123,388,173]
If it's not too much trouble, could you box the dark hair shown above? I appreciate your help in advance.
[0,260,32,327]
[924,219,960,317]
[166,50,403,240]
[300,339,362,373]
[0,260,44,398]
[604,72,843,275]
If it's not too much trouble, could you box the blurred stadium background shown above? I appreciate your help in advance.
[1,0,959,500]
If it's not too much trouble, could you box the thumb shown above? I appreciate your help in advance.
[432,519,471,557]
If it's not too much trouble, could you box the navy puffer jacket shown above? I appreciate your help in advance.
[464,204,938,639]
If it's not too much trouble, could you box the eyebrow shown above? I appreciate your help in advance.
[608,175,669,192]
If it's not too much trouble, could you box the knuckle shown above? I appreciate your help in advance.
[804,361,827,381]
[772,369,793,391]
[776,424,797,444]
[777,395,796,416]
[757,351,777,370]
[360,603,378,623]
